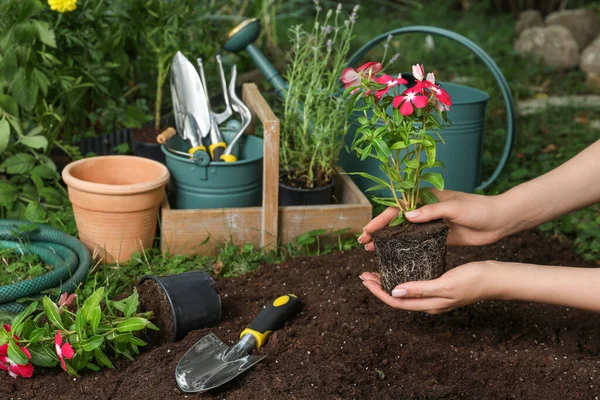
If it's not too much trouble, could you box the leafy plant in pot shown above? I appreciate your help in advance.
[343,63,453,292]
[278,4,358,206]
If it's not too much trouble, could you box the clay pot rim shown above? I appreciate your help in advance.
[62,155,170,195]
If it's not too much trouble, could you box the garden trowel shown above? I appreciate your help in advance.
[175,294,301,393]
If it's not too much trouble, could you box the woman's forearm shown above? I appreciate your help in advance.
[486,261,600,312]
[498,140,600,237]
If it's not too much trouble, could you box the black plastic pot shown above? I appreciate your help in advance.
[279,173,336,206]
[138,271,222,342]
[132,138,166,164]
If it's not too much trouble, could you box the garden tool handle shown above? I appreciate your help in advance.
[240,294,301,349]
[347,26,515,191]
[157,127,177,144]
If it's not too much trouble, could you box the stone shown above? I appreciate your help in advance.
[581,35,600,73]
[516,10,544,37]
[515,26,579,71]
[545,9,600,50]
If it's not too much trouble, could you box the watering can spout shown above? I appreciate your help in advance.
[223,18,288,98]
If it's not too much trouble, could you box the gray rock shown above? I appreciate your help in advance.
[516,10,544,37]
[515,26,580,71]
[581,35,600,73]
[545,9,600,49]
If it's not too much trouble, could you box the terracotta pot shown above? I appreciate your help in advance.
[62,155,170,262]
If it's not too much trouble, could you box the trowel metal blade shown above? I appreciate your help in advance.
[175,333,266,393]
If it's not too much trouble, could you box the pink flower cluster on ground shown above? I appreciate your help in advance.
[0,325,33,378]
[340,62,452,116]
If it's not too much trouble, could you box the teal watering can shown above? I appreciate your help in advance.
[223,21,515,194]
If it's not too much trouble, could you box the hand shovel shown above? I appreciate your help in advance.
[175,294,301,393]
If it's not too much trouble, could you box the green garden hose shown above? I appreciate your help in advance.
[0,220,91,314]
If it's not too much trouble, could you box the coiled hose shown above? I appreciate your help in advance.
[0,220,91,314]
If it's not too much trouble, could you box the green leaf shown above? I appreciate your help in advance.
[425,144,436,168]
[94,348,114,369]
[10,69,38,112]
[0,94,19,116]
[75,309,86,337]
[390,141,408,150]
[90,306,101,334]
[371,197,401,208]
[27,327,46,344]
[0,179,19,208]
[397,180,415,190]
[86,362,100,372]
[123,289,139,318]
[420,190,440,205]
[1,153,36,174]
[81,335,104,351]
[347,171,389,188]
[20,135,48,150]
[25,201,47,222]
[8,340,28,365]
[39,187,64,206]
[81,287,105,322]
[31,165,57,179]
[365,184,390,193]
[360,144,372,161]
[28,344,59,367]
[404,159,419,169]
[116,317,151,333]
[389,213,406,226]
[32,20,56,48]
[42,296,64,329]
[421,172,444,191]
[10,301,38,335]
[129,336,147,347]
[372,138,390,162]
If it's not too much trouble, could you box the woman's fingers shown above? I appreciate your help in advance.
[362,278,452,314]
[358,207,400,245]
[404,199,460,223]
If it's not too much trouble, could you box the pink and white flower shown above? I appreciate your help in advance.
[0,343,34,378]
[54,331,74,371]
[412,64,425,81]
[393,87,429,116]
[340,61,383,91]
[53,292,77,315]
[374,73,408,100]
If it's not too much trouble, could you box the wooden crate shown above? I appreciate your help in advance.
[160,83,372,255]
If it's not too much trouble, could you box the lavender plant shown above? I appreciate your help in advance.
[280,3,358,189]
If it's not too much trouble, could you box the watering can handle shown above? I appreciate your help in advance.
[347,26,515,191]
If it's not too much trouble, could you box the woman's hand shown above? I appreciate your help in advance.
[360,261,494,314]
[358,189,508,251]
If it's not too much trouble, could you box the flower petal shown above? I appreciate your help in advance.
[400,100,414,116]
[60,343,74,360]
[412,64,424,81]
[3,324,11,332]
[58,292,68,307]
[340,67,359,84]
[59,356,67,372]
[426,72,435,84]
[376,74,393,85]
[413,95,429,109]
[356,61,382,74]
[55,330,62,347]
[0,344,7,357]
[392,95,405,109]
[20,347,31,360]
[11,362,34,378]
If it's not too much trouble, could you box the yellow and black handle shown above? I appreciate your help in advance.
[209,142,226,161]
[239,294,301,349]
[188,145,208,160]
[220,154,237,162]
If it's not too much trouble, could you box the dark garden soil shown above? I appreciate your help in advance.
[372,219,449,292]
[138,279,175,344]
[2,230,600,400]
[132,125,161,144]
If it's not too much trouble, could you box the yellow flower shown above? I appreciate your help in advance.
[48,0,77,13]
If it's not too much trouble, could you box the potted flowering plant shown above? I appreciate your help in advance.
[342,63,453,292]
[278,3,358,205]
[0,288,156,378]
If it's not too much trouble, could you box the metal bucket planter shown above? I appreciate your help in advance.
[223,22,515,195]
[162,134,264,210]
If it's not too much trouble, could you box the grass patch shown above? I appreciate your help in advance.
[0,249,52,286]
